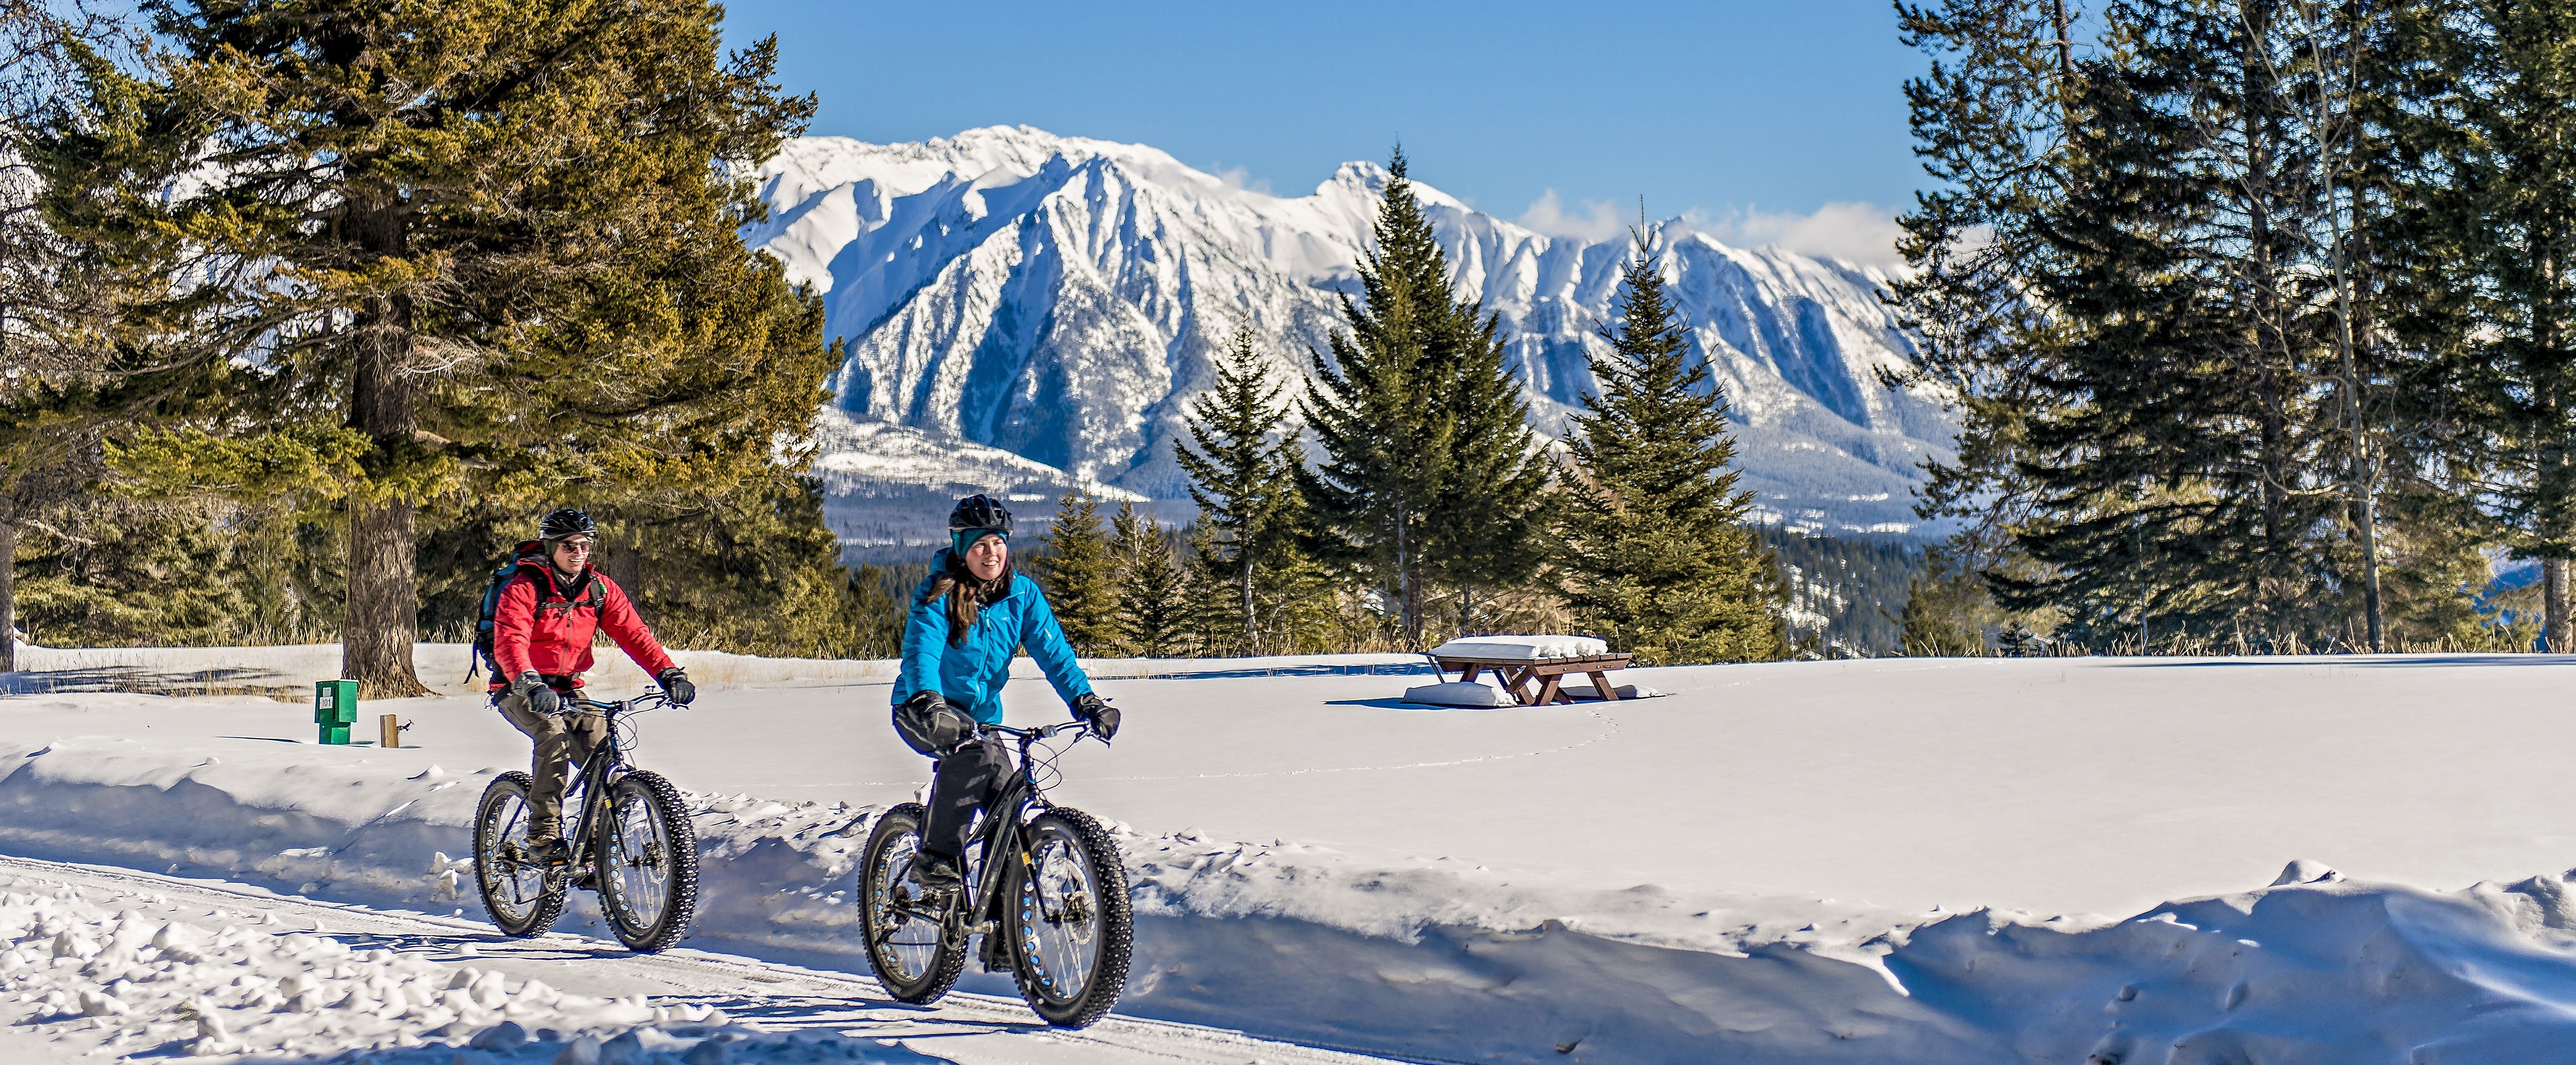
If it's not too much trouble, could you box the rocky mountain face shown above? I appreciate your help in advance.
[745,125,1954,537]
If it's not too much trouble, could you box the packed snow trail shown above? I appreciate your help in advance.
[0,853,1408,1064]
[26,650,2576,1060]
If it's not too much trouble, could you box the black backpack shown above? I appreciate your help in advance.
[470,540,604,679]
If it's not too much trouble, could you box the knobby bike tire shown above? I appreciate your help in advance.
[857,803,968,1004]
[473,772,566,937]
[595,769,701,952]
[1005,806,1133,1028]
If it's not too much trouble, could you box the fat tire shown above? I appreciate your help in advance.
[1006,807,1132,1028]
[857,802,967,1004]
[473,771,565,937]
[595,769,700,952]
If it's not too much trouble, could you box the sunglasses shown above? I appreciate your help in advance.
[554,539,597,554]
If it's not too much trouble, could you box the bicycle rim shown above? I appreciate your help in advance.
[1015,820,1105,1002]
[601,780,673,931]
[868,833,947,982]
[473,777,557,934]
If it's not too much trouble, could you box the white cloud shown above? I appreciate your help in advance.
[1206,164,1273,196]
[1517,194,1909,272]
[1515,189,1635,242]
[1684,202,1907,272]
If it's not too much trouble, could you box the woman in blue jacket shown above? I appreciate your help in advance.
[892,494,1117,895]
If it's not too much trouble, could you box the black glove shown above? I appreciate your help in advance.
[513,671,561,716]
[658,667,695,706]
[893,691,975,758]
[1070,693,1118,742]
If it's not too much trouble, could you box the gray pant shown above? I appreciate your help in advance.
[496,685,608,844]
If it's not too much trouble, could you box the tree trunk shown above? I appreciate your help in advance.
[1395,510,1419,648]
[342,200,429,697]
[604,522,645,618]
[2550,559,2569,654]
[1240,555,1256,657]
[0,499,16,675]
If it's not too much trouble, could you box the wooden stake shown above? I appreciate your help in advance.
[380,714,403,749]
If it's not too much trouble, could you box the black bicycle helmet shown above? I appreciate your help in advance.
[539,507,597,542]
[948,494,1011,536]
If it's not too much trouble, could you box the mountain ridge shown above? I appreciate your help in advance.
[745,124,1954,536]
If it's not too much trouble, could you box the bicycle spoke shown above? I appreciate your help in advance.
[1018,826,1098,999]
[606,785,672,930]
[868,836,944,981]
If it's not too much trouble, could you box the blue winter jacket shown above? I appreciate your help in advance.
[894,552,1095,725]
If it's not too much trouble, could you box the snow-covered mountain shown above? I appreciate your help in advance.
[745,125,1954,536]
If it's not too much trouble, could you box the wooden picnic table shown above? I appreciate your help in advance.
[1430,652,1635,706]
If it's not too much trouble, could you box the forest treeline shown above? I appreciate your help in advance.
[1892,0,2576,655]
[2,4,1800,679]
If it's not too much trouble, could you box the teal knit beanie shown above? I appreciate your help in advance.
[952,527,1008,558]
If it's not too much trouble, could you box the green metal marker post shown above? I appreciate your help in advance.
[315,679,357,744]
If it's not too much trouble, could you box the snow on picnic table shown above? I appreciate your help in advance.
[7,649,2576,1061]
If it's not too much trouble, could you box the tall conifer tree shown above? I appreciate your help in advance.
[1176,323,1306,654]
[34,0,829,694]
[1557,233,1786,664]
[1301,148,1542,647]
[1298,149,1454,646]
[1423,289,1549,635]
[1034,488,1120,655]
[1111,503,1191,657]
[2419,0,2576,650]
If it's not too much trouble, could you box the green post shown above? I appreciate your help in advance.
[315,679,358,744]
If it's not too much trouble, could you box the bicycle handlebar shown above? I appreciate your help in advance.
[561,688,677,714]
[976,720,1093,742]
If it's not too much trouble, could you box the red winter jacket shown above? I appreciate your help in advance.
[487,564,675,690]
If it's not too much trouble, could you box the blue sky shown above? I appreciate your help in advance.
[715,1,1927,267]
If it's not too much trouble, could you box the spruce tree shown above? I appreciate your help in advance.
[34,0,829,695]
[1176,323,1308,654]
[1297,148,1455,647]
[1111,503,1191,657]
[1556,233,1786,665]
[1423,296,1550,635]
[1034,488,1121,655]
[2413,0,2576,649]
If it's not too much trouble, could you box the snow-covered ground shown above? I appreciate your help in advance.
[10,646,2576,1061]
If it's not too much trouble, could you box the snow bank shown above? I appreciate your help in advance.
[0,870,920,1063]
[7,736,2576,1061]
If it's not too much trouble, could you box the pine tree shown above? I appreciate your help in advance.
[33,0,829,695]
[0,1,149,670]
[1555,232,1786,665]
[1422,296,1549,636]
[1175,323,1308,654]
[2409,0,2576,650]
[1111,503,1191,657]
[14,497,249,647]
[1034,488,1121,655]
[1295,148,1546,644]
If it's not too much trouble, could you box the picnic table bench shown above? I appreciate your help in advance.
[1426,636,1633,706]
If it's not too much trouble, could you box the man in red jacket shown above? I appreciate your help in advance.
[489,508,696,868]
